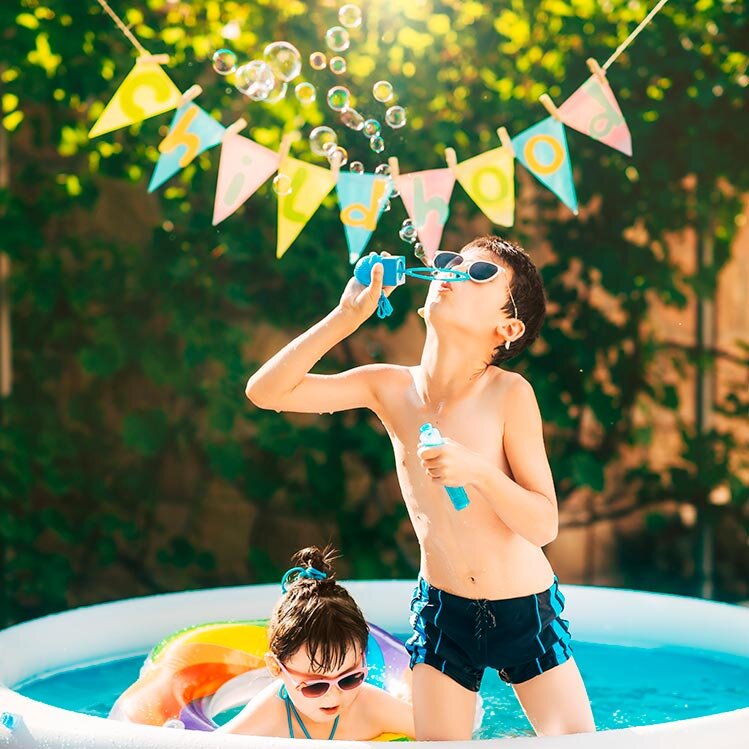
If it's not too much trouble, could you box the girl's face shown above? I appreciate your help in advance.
[268,643,366,723]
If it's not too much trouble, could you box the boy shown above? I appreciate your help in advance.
[245,235,595,739]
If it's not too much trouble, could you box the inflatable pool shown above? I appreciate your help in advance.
[1,580,749,747]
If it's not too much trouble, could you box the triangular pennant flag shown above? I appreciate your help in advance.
[148,103,226,193]
[395,168,455,262]
[213,134,281,225]
[453,147,515,228]
[276,157,337,259]
[89,60,181,139]
[558,75,632,156]
[336,173,393,264]
[512,117,578,215]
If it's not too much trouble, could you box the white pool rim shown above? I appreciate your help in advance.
[1,581,748,748]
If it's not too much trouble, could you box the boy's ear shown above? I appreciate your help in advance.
[496,319,525,343]
[265,652,282,676]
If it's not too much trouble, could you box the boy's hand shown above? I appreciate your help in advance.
[417,438,487,487]
[337,252,397,322]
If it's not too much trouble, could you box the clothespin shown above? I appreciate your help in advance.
[388,156,400,179]
[444,147,458,172]
[539,93,561,121]
[179,84,202,107]
[224,118,247,137]
[586,57,608,86]
[496,127,515,157]
[136,53,170,65]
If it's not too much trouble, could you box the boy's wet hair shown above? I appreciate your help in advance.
[268,545,369,672]
[463,235,546,367]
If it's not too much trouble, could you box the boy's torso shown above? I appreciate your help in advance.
[373,364,555,601]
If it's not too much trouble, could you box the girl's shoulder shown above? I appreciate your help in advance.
[217,678,286,736]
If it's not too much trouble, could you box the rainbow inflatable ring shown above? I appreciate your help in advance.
[109,619,411,741]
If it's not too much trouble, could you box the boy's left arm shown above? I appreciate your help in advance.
[419,376,558,547]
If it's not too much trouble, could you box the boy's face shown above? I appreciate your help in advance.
[423,243,517,343]
[270,643,365,723]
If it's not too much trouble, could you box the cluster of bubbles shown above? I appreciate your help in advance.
[399,218,425,261]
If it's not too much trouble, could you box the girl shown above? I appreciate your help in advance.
[220,546,414,740]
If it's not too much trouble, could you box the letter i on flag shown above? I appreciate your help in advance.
[213,121,281,225]
[148,87,226,193]
[393,162,455,263]
[276,155,338,259]
[512,115,578,215]
[558,60,632,156]
[89,58,182,139]
[337,173,393,264]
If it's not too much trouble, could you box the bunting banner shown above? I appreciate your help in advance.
[395,168,455,262]
[453,147,515,228]
[213,134,281,225]
[512,117,578,215]
[148,102,226,193]
[336,173,393,264]
[89,60,181,139]
[558,75,633,156]
[276,157,337,259]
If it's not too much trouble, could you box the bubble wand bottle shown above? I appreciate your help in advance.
[419,423,471,511]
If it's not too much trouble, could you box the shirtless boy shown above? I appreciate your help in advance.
[245,235,595,739]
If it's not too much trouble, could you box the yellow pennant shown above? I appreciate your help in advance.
[454,147,515,227]
[89,60,181,139]
[276,157,337,259]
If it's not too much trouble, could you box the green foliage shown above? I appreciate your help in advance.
[0,0,748,624]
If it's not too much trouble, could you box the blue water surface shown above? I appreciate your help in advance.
[16,639,749,739]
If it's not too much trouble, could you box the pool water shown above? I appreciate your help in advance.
[16,640,749,739]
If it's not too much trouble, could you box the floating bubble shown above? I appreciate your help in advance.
[349,161,364,174]
[295,82,316,105]
[235,60,275,100]
[212,49,237,76]
[326,26,350,52]
[309,51,327,70]
[272,173,293,196]
[363,118,381,137]
[373,80,394,103]
[329,56,347,75]
[413,242,426,260]
[264,41,302,82]
[264,77,288,104]
[339,4,362,28]
[380,198,391,212]
[369,134,385,153]
[340,108,364,131]
[374,163,391,176]
[327,85,350,112]
[399,219,417,242]
[385,105,407,129]
[390,182,400,198]
[327,145,348,167]
[309,126,338,156]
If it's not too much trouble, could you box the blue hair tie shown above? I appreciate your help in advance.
[280,566,328,593]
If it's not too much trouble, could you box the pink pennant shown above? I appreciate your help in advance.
[213,133,281,225]
[395,168,456,262]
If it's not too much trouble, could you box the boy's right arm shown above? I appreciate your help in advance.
[245,259,395,415]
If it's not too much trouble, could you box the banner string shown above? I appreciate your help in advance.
[603,0,672,70]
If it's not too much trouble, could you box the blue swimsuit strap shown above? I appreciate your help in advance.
[278,684,340,740]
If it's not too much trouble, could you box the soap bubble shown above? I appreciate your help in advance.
[235,60,275,100]
[349,161,364,174]
[212,49,237,75]
[339,4,362,28]
[413,242,426,261]
[363,118,381,137]
[272,174,293,196]
[309,51,327,70]
[329,56,347,74]
[326,26,350,52]
[309,126,338,156]
[373,80,394,102]
[374,163,391,176]
[294,82,316,105]
[327,85,350,112]
[327,145,348,167]
[369,134,385,153]
[399,218,417,242]
[380,198,391,212]
[264,41,302,82]
[385,105,407,129]
[340,108,364,131]
[264,77,288,104]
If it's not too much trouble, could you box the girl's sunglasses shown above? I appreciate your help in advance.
[275,656,368,698]
[432,250,519,319]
